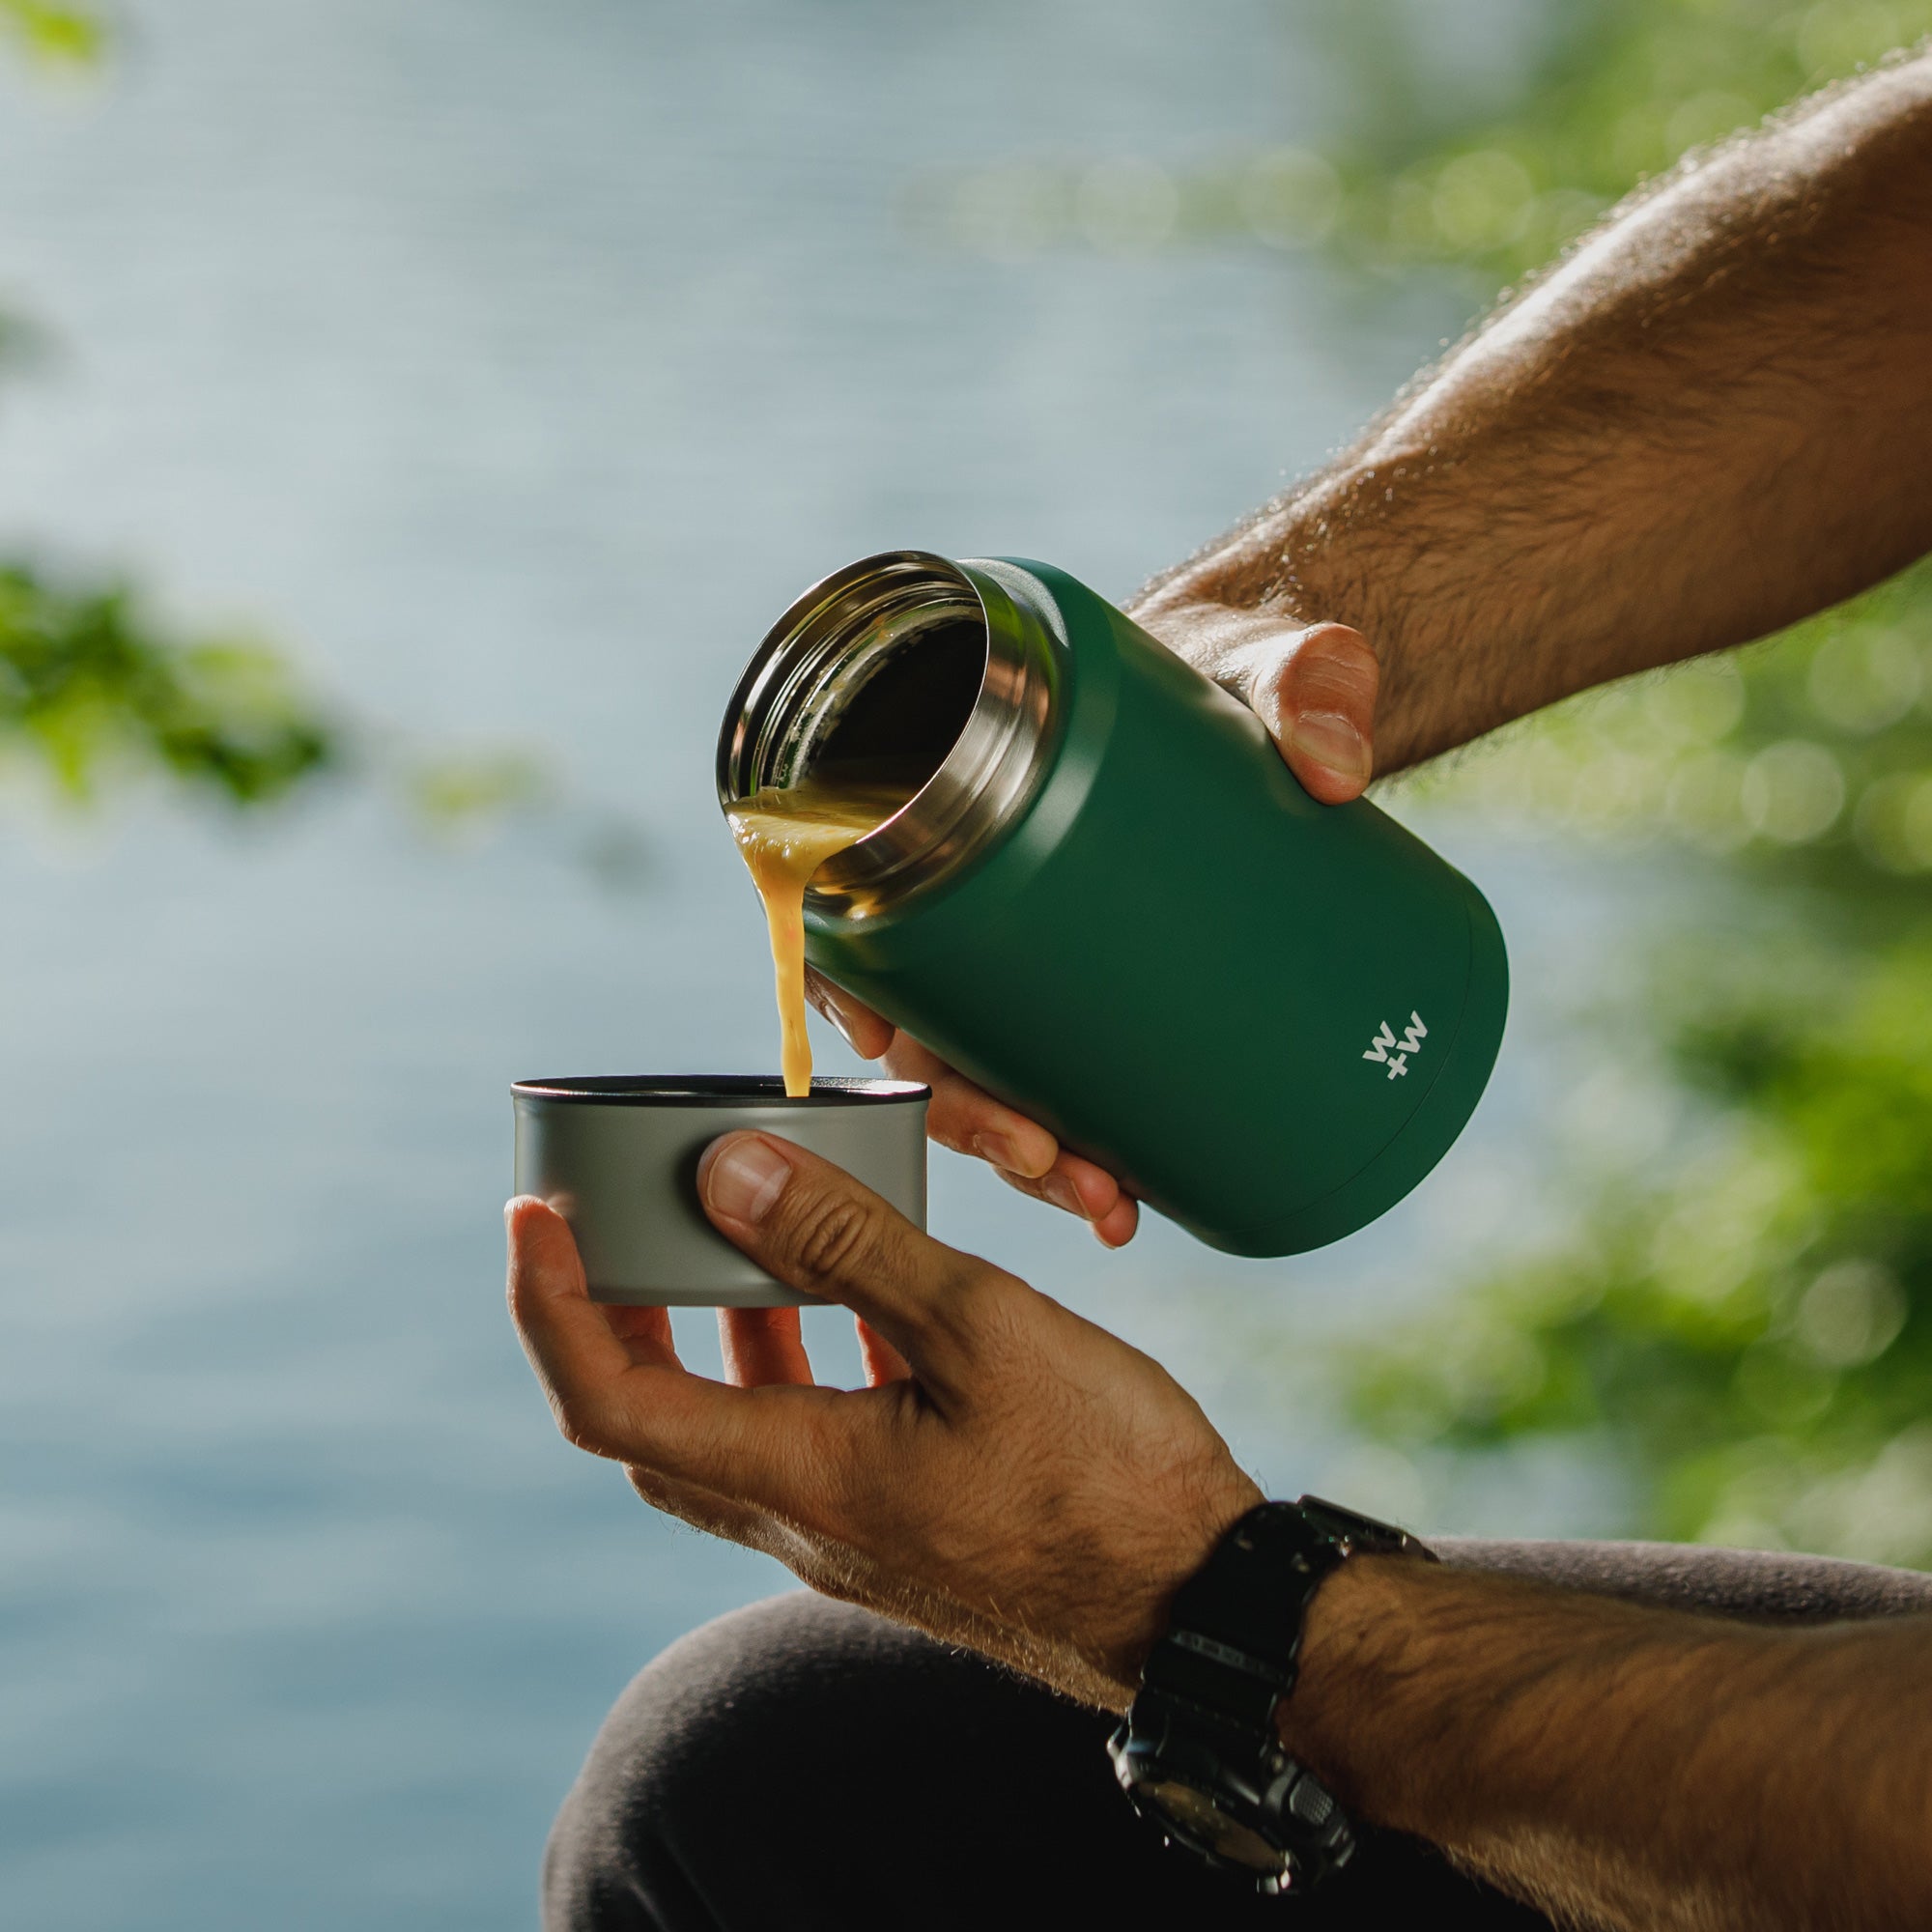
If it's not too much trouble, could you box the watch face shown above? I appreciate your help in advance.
[1139,1776,1289,1877]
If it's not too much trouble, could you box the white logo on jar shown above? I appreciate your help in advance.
[1363,1011,1428,1080]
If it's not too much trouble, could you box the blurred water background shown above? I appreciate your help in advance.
[0,3,1647,1924]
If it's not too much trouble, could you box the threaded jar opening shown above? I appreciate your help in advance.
[717,551,1062,921]
[795,609,985,801]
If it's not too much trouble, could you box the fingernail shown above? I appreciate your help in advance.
[702,1135,792,1224]
[823,1002,860,1050]
[1287,711,1371,785]
[972,1129,1021,1171]
[1042,1173,1088,1219]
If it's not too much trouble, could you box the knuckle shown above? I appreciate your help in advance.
[978,1272,1037,1354]
[1314,618,1374,662]
[789,1193,883,1284]
[1284,631,1377,709]
[934,1260,1029,1361]
[552,1393,614,1457]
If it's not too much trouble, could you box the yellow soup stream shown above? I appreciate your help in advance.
[725,782,911,1095]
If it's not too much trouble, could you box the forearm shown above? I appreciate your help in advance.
[1134,53,1932,772]
[1287,1557,1932,1931]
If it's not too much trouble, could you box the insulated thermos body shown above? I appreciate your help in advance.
[717,552,1508,1258]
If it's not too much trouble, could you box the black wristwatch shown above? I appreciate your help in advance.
[1107,1495,1435,1896]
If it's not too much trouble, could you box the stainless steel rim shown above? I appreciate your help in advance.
[715,550,1063,922]
[511,1075,930,1106]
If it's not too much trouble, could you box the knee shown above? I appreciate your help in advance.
[541,1593,921,1932]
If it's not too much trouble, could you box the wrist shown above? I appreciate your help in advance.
[1108,1497,1432,1894]
[1269,1551,1423,1815]
[1112,1471,1266,1699]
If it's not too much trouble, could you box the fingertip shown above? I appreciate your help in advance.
[505,1196,588,1304]
[1093,1196,1140,1247]
[699,1131,794,1227]
[506,1194,571,1259]
[1042,1173,1085,1218]
[971,1119,1058,1181]
[808,977,895,1059]
[914,1065,1059,1179]
[694,1132,732,1197]
[1283,710,1374,798]
[1061,1155,1122,1223]
[1267,621,1377,802]
[1286,739,1373,804]
[855,1314,913,1386]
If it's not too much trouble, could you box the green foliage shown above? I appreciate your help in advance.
[0,5,337,819]
[0,563,645,877]
[1323,2,1932,1559]
[0,564,335,806]
[0,13,620,866]
[401,747,552,832]
[1361,557,1932,1562]
[920,0,1932,1553]
[1311,0,1932,282]
[0,0,102,68]
[1350,925,1932,1563]
[0,2,95,384]
[1422,563,1932,880]
[906,2,1932,331]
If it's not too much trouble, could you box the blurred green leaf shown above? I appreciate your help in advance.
[0,0,104,67]
[1320,3,1932,1561]
[0,564,336,806]
[1348,936,1932,1563]
[912,2,1931,288]
[0,11,647,879]
[922,5,1932,1554]
[1306,0,1932,282]
[400,747,553,834]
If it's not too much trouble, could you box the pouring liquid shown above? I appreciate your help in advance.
[725,781,912,1095]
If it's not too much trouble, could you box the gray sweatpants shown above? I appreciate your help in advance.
[544,1541,1932,1930]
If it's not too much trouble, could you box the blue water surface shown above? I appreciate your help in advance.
[0,4,1633,1924]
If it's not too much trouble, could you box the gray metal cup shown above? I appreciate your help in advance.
[510,1075,930,1308]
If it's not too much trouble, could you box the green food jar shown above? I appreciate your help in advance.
[716,552,1507,1258]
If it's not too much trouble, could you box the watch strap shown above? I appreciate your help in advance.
[1139,1495,1433,1727]
[1112,1496,1433,1895]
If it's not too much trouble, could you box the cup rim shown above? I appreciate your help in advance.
[511,1074,930,1108]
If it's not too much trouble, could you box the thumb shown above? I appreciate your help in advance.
[1230,618,1378,803]
[1141,601,1378,804]
[696,1131,992,1373]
